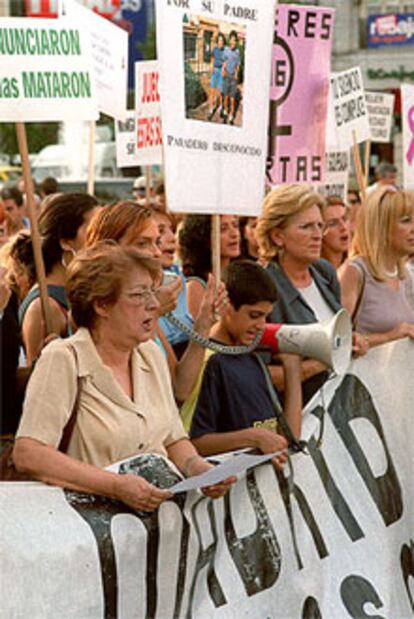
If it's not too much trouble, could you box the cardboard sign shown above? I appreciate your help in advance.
[402,83,414,190]
[366,91,394,143]
[267,4,335,185]
[327,67,371,149]
[1,339,414,618]
[115,110,141,168]
[155,0,275,215]
[314,149,349,200]
[0,17,98,121]
[64,0,128,120]
[134,60,163,166]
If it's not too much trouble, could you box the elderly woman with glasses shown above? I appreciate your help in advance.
[13,243,234,510]
[339,186,414,348]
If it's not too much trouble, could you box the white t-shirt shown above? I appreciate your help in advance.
[299,279,335,323]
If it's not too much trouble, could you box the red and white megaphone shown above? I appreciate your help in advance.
[259,309,352,376]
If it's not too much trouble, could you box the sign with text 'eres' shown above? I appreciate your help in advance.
[268,4,334,185]
[327,67,371,149]
[366,91,394,143]
[0,17,98,122]
[155,0,275,215]
[64,0,128,120]
[402,83,414,190]
[314,149,349,201]
[115,110,140,168]
[134,60,163,166]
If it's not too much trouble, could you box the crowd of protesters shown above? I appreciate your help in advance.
[1,161,414,510]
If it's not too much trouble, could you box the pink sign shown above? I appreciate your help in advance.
[267,5,335,185]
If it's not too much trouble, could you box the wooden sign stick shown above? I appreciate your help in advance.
[87,120,95,196]
[211,214,221,292]
[144,166,152,208]
[352,130,366,202]
[364,139,371,188]
[16,123,53,334]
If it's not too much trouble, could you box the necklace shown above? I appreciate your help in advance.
[384,266,398,279]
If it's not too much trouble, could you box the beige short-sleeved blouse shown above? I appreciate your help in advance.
[17,328,187,467]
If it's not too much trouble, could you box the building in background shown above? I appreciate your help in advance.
[321,0,414,179]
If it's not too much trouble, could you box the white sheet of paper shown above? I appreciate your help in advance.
[169,450,282,494]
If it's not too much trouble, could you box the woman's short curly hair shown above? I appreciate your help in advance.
[66,241,161,329]
[256,184,326,262]
[178,215,212,280]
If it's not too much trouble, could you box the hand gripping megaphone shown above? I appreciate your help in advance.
[259,309,353,375]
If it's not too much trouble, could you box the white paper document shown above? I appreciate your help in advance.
[169,450,282,494]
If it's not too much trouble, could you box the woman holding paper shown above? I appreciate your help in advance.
[13,243,235,509]
[340,186,414,348]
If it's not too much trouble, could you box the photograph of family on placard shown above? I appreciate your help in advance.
[182,15,246,127]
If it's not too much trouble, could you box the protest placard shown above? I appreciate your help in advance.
[327,67,371,149]
[115,110,141,168]
[365,91,395,143]
[64,0,128,120]
[134,60,163,166]
[267,4,335,185]
[402,83,414,190]
[0,17,97,121]
[155,0,275,215]
[314,149,349,201]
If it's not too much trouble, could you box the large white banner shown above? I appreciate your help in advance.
[402,83,414,190]
[365,91,395,144]
[155,0,276,215]
[64,0,128,121]
[327,67,371,149]
[0,17,98,121]
[1,339,414,617]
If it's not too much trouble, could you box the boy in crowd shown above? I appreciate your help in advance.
[188,260,302,467]
[1,186,28,236]
[222,30,240,125]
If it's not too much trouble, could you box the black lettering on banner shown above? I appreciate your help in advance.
[287,10,300,37]
[320,13,332,39]
[340,575,385,619]
[328,375,403,526]
[302,596,323,618]
[275,463,329,571]
[400,540,414,611]
[186,499,227,616]
[224,469,281,596]
[306,426,365,543]
[312,156,322,181]
[304,12,317,38]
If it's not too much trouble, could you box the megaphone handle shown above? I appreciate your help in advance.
[253,353,307,454]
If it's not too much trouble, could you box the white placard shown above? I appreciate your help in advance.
[0,17,98,122]
[64,0,128,120]
[314,149,349,201]
[327,67,371,149]
[155,0,276,215]
[402,83,414,190]
[134,60,163,166]
[115,110,141,168]
[366,91,394,143]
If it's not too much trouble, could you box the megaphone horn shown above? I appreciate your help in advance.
[260,309,352,376]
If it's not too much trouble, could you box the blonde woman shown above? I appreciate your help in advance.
[339,187,414,348]
[256,184,366,403]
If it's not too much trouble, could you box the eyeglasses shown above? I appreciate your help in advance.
[124,288,158,306]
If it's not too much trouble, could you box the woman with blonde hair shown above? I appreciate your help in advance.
[340,186,414,347]
[256,184,366,402]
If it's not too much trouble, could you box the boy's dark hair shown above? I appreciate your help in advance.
[229,30,238,41]
[1,185,23,207]
[40,176,59,196]
[223,260,277,310]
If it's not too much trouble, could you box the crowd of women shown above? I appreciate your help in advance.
[1,173,414,511]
